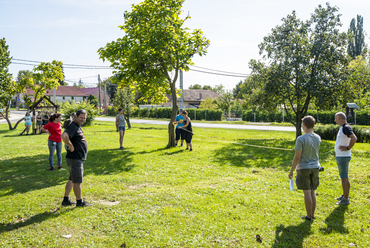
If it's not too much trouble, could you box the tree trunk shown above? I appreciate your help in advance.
[125,115,132,129]
[167,88,178,148]
[295,111,302,138]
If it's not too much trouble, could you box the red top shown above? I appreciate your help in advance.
[43,122,62,143]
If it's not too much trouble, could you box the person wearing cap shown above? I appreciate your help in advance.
[175,109,185,146]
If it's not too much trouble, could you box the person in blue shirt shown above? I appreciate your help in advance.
[175,109,185,146]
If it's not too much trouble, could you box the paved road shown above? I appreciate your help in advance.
[0,110,27,124]
[1,111,296,132]
[96,117,296,132]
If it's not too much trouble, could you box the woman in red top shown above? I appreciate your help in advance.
[41,113,63,170]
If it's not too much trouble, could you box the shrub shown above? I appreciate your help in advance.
[314,124,370,143]
[107,106,118,116]
[60,100,97,126]
[131,106,139,117]
[139,108,149,118]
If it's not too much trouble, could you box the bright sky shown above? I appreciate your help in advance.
[1,0,369,91]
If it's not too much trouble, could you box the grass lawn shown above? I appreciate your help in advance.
[0,121,369,247]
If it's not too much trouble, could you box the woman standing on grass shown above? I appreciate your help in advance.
[181,110,193,151]
[43,111,50,127]
[41,113,63,171]
[116,108,126,150]
[23,112,32,135]
[36,111,43,134]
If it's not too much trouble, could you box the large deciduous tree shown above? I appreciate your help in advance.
[98,0,209,147]
[347,15,366,59]
[252,3,351,137]
[0,38,18,128]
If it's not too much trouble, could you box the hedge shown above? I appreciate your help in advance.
[313,124,370,143]
[242,110,370,125]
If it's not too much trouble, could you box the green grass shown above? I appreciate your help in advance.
[1,121,370,247]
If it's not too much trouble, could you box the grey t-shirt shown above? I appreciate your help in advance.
[295,133,321,170]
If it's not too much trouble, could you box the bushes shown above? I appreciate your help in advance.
[60,100,97,126]
[314,124,370,143]
[242,109,370,125]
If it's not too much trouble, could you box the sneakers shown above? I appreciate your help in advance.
[50,167,55,171]
[61,199,76,206]
[57,166,63,170]
[189,148,193,151]
[120,146,124,150]
[336,195,344,201]
[336,197,350,205]
[76,200,92,207]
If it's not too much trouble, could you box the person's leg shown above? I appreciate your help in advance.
[119,130,124,147]
[303,190,314,219]
[342,178,350,199]
[48,140,56,168]
[26,125,30,134]
[175,129,180,146]
[180,129,185,146]
[56,142,63,167]
[310,190,316,218]
[64,180,73,197]
[73,183,82,200]
[337,157,350,199]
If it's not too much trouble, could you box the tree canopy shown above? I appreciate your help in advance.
[0,38,15,109]
[98,0,209,147]
[248,3,351,137]
[347,15,367,59]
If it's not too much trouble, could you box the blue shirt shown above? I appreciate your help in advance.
[175,114,184,129]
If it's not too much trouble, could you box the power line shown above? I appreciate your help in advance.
[191,65,249,77]
[12,58,249,77]
[189,68,249,78]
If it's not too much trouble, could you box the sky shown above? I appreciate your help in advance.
[1,0,370,91]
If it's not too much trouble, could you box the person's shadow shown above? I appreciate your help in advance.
[320,205,348,234]
[273,220,313,248]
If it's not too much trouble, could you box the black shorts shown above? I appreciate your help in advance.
[175,128,185,141]
[66,158,84,184]
[185,132,193,143]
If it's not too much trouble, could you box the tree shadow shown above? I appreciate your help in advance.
[0,208,73,235]
[212,138,334,169]
[273,221,313,248]
[0,148,135,197]
[319,205,348,234]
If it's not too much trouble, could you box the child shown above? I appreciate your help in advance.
[288,116,321,221]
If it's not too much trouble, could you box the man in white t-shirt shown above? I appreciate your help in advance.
[334,112,357,205]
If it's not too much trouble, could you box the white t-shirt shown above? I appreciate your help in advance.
[335,123,353,157]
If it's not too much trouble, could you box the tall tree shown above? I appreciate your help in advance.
[98,0,209,147]
[19,60,64,132]
[212,84,225,94]
[254,3,351,137]
[0,38,20,129]
[347,15,366,59]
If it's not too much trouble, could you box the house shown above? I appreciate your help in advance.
[163,89,220,109]
[80,87,110,106]
[19,85,110,106]
[22,85,90,103]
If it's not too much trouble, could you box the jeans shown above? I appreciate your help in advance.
[48,139,62,168]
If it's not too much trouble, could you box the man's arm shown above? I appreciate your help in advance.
[62,132,74,152]
[289,150,302,179]
[339,133,357,151]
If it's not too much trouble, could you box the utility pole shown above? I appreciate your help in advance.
[179,70,184,111]
[98,74,101,114]
[104,80,107,111]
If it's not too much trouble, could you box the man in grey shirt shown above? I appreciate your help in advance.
[289,116,321,221]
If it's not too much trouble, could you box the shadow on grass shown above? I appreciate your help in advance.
[273,221,313,248]
[212,139,334,169]
[319,205,348,234]
[0,208,73,234]
[0,148,135,197]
